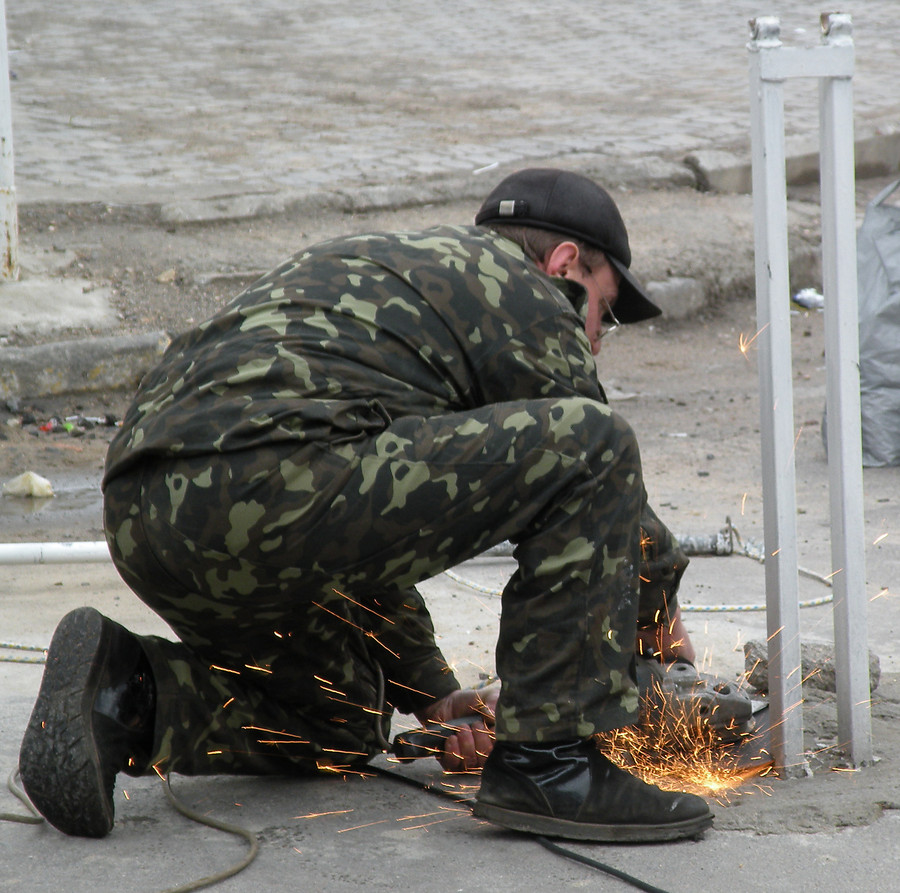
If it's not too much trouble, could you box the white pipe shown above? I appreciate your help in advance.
[0,541,110,564]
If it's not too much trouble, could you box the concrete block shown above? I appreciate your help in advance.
[0,277,115,337]
[744,639,881,693]
[0,331,170,401]
[855,127,900,178]
[684,150,752,194]
[645,277,707,320]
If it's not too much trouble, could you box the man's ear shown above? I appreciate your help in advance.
[539,241,580,277]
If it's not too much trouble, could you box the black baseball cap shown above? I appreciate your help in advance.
[475,168,661,323]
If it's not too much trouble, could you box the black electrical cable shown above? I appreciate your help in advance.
[372,667,683,893]
[372,764,681,893]
[5,758,681,893]
[535,834,678,893]
[5,655,680,893]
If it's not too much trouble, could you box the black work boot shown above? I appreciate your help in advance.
[474,739,712,842]
[19,607,156,838]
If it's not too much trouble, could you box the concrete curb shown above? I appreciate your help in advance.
[0,332,170,403]
[4,129,899,404]
[156,153,698,227]
[147,128,900,226]
[685,126,900,195]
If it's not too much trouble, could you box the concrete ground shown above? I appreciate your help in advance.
[1,3,900,892]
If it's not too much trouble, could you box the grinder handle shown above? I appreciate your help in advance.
[391,715,486,762]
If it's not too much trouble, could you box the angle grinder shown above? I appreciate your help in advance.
[391,658,758,760]
[635,653,756,743]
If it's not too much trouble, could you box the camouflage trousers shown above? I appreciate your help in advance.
[103,396,684,776]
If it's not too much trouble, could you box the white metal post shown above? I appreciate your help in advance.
[748,16,809,777]
[0,0,18,280]
[818,13,873,766]
[748,12,872,773]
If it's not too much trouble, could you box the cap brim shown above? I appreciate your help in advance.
[607,256,662,324]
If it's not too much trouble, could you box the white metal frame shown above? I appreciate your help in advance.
[748,12,872,774]
[0,0,17,280]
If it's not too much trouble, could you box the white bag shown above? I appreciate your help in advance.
[857,179,900,467]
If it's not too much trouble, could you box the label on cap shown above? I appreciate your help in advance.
[498,200,516,216]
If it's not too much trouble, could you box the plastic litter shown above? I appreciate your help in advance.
[791,287,824,310]
[857,178,900,466]
[2,471,55,498]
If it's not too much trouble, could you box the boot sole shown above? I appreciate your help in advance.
[472,800,713,843]
[18,607,116,838]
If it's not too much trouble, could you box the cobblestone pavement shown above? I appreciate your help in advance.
[5,1,899,206]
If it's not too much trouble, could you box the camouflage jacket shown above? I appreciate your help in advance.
[104,225,603,481]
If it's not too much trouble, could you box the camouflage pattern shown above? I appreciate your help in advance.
[638,501,689,629]
[104,227,601,479]
[102,225,683,774]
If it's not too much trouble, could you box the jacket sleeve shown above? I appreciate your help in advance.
[637,497,689,627]
[473,308,606,406]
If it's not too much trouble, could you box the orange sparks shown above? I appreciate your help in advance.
[293,809,354,820]
[324,696,385,717]
[337,819,389,833]
[364,634,400,659]
[400,813,470,831]
[332,589,396,625]
[738,324,769,358]
[597,710,772,800]
[387,679,434,699]
[242,725,309,744]
[210,664,241,675]
[312,601,400,658]
[316,764,376,780]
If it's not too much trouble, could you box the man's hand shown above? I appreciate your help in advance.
[636,606,697,663]
[416,684,499,771]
